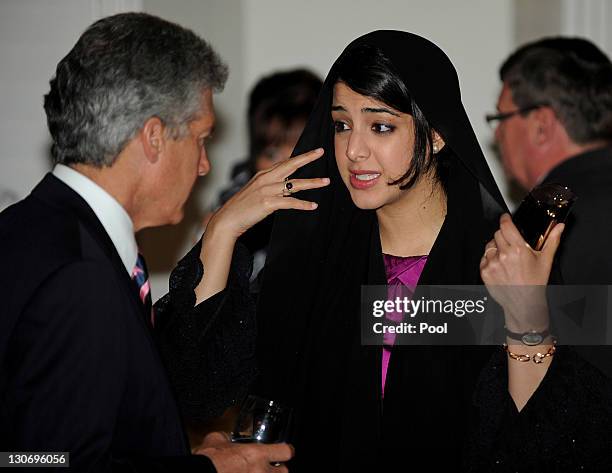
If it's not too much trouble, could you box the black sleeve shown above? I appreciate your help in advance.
[468,346,612,472]
[155,238,258,422]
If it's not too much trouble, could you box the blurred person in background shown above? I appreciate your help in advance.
[211,69,322,289]
[490,37,612,284]
[219,69,322,204]
[483,37,612,471]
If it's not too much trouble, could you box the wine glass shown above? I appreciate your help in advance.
[231,395,293,444]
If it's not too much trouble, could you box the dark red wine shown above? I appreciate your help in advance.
[513,182,576,250]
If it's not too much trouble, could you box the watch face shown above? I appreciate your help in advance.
[522,332,544,346]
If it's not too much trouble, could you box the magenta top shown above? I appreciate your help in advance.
[381,254,428,397]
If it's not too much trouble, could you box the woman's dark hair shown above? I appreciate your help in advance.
[334,43,448,190]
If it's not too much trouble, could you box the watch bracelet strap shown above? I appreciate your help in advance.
[505,327,551,343]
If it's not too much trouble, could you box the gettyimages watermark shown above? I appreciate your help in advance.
[361,285,612,345]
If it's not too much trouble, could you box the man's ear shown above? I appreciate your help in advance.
[432,130,446,154]
[141,116,166,163]
[531,106,556,146]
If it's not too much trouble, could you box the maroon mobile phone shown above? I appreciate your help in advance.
[512,182,576,250]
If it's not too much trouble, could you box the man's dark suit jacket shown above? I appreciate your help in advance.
[542,146,612,377]
[0,174,215,472]
[543,146,612,285]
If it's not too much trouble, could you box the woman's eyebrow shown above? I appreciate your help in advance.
[362,107,400,117]
[331,104,399,117]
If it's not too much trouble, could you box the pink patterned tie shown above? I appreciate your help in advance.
[132,253,154,327]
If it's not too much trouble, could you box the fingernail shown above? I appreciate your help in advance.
[311,202,318,209]
[322,178,330,184]
[316,147,324,153]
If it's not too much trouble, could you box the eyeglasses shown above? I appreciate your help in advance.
[485,104,548,128]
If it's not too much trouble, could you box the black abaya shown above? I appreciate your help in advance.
[255,31,506,471]
[157,30,612,472]
[253,30,612,472]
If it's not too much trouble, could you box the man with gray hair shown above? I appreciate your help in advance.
[481,38,612,471]
[490,37,612,284]
[0,12,292,472]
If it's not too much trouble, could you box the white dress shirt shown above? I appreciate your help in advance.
[52,164,138,275]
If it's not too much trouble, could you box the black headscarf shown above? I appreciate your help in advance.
[256,31,507,471]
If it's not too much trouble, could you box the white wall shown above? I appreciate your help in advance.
[0,0,144,210]
[516,0,612,56]
[562,0,612,52]
[0,0,94,208]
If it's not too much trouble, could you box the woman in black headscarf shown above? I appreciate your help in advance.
[159,30,610,471]
[255,30,507,471]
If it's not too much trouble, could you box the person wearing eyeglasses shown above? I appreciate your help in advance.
[489,37,612,286]
[479,37,612,471]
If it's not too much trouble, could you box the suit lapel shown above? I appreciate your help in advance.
[30,174,147,322]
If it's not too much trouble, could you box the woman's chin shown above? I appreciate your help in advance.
[350,193,387,210]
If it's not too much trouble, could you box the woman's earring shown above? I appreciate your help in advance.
[433,143,439,154]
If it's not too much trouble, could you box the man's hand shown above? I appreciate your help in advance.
[195,431,294,473]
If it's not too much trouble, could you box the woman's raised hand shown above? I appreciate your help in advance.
[208,148,329,240]
[480,213,564,287]
[195,148,329,302]
[480,213,564,331]
[481,217,565,413]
